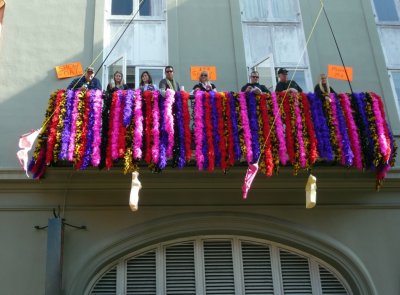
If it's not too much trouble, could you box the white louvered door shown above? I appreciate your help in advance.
[88,236,351,295]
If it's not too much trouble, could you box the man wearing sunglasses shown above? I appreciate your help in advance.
[159,65,181,96]
[241,71,270,95]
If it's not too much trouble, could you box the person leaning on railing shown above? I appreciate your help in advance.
[241,70,270,95]
[192,70,217,93]
[314,73,336,100]
[275,68,302,93]
[159,65,181,96]
[67,66,102,91]
[106,70,128,93]
[139,71,158,91]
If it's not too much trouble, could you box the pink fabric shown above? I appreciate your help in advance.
[242,163,259,199]
[16,128,41,177]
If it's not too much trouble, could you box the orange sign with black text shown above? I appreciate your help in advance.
[190,66,217,81]
[55,62,84,79]
[327,64,353,81]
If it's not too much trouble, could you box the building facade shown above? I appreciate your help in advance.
[0,0,400,294]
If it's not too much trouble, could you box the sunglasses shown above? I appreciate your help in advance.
[201,74,208,77]
[251,76,259,78]
[165,70,173,73]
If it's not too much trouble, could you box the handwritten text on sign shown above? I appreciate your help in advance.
[327,64,353,81]
[190,66,217,81]
[55,62,84,79]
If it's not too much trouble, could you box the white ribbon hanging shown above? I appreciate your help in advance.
[305,174,317,209]
[16,128,42,177]
[129,171,142,211]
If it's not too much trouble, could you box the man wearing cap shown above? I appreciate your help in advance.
[241,70,270,95]
[275,68,303,93]
[67,66,102,90]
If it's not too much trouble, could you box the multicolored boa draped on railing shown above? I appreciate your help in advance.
[28,89,397,188]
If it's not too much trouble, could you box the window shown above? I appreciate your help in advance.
[372,0,400,22]
[111,0,133,15]
[390,71,400,111]
[372,0,400,117]
[87,236,351,294]
[240,0,312,91]
[104,0,167,88]
[110,0,162,17]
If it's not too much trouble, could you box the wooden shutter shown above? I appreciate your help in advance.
[319,265,348,294]
[280,250,312,294]
[241,241,274,294]
[165,242,196,294]
[203,240,235,294]
[90,267,117,295]
[126,250,157,295]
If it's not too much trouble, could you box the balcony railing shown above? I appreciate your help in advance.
[28,89,397,188]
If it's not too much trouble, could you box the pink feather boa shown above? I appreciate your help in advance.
[271,92,287,165]
[111,90,122,160]
[370,92,391,162]
[293,94,306,168]
[151,90,160,164]
[165,89,175,158]
[133,89,143,159]
[194,91,204,170]
[91,89,103,166]
[238,92,253,163]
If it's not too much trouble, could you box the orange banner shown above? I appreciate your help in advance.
[190,66,217,81]
[327,64,353,81]
[55,62,84,79]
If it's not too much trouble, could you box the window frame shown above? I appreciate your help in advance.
[86,235,353,295]
[106,0,166,20]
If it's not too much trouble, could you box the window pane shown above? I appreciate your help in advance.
[286,70,307,92]
[139,0,151,16]
[139,68,163,87]
[392,72,400,111]
[373,0,399,22]
[111,0,133,15]
[139,0,162,16]
[271,0,298,21]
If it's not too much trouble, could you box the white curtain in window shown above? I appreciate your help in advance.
[271,0,298,21]
[240,0,297,21]
[273,25,304,66]
[243,25,273,66]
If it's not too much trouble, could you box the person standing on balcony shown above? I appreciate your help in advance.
[241,70,270,95]
[275,68,302,93]
[139,71,158,91]
[67,66,102,90]
[192,70,217,92]
[314,73,336,99]
[106,71,128,93]
[159,65,181,96]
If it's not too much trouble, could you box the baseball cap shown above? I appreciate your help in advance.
[86,66,94,72]
[278,68,288,74]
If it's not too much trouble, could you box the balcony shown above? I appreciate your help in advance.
[28,89,397,189]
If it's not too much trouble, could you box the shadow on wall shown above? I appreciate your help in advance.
[0,0,101,169]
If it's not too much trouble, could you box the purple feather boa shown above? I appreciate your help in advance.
[210,91,221,167]
[227,92,241,160]
[247,92,260,163]
[59,89,75,160]
[123,89,134,127]
[175,91,186,168]
[306,93,333,160]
